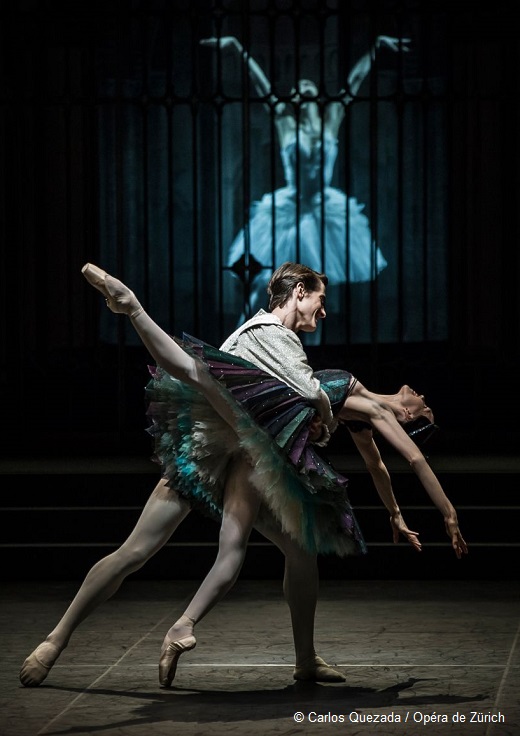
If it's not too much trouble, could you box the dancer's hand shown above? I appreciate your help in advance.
[444,515,468,559]
[309,414,324,442]
[309,414,333,447]
[376,36,411,53]
[390,511,422,552]
[200,36,241,52]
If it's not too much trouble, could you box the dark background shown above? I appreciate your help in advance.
[0,0,518,582]
[0,0,518,455]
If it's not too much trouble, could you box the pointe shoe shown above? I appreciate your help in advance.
[158,634,197,688]
[81,263,143,318]
[19,642,61,687]
[293,655,346,683]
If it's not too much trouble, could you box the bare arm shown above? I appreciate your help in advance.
[348,427,422,552]
[326,35,411,137]
[200,35,300,147]
[339,396,468,558]
[347,37,410,96]
[200,36,281,110]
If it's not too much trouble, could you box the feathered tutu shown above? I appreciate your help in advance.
[227,135,387,285]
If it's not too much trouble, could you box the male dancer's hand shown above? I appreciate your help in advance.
[308,414,324,442]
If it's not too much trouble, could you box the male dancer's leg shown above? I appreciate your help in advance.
[255,519,346,682]
[19,478,190,686]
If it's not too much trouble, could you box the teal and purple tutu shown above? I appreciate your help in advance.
[145,337,366,557]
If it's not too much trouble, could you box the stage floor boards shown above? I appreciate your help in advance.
[2,578,519,736]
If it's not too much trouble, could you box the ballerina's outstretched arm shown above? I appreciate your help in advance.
[326,36,411,137]
[348,427,422,553]
[338,393,468,559]
[200,36,280,111]
[199,36,297,147]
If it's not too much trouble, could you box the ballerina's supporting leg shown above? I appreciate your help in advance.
[19,480,190,687]
[159,457,261,687]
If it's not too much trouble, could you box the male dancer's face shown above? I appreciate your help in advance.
[299,282,326,332]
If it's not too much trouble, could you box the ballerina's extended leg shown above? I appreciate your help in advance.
[81,263,144,317]
[82,263,239,429]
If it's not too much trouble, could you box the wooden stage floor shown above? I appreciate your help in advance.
[2,578,519,736]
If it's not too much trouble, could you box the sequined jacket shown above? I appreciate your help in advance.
[220,309,334,429]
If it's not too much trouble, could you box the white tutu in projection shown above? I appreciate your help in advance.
[227,131,387,287]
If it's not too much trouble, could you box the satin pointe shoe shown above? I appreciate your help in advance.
[158,634,197,688]
[293,654,346,683]
[81,263,143,318]
[19,642,61,687]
